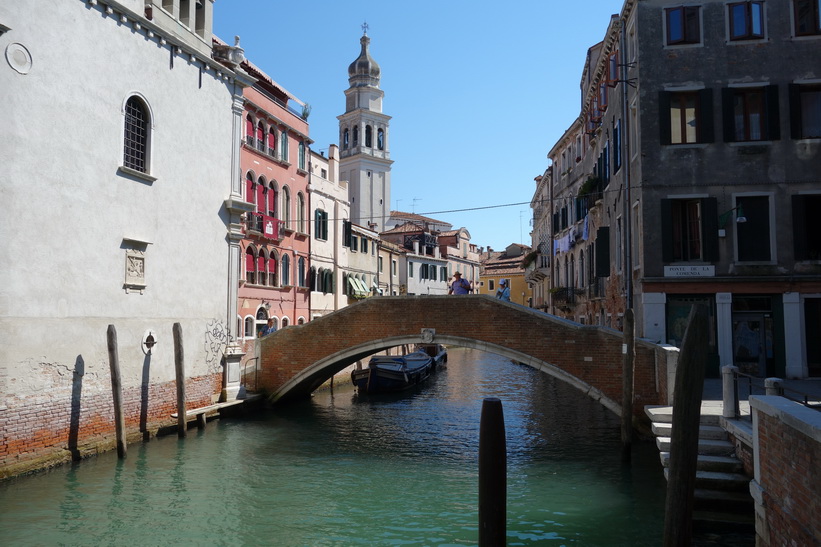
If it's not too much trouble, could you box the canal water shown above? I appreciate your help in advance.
[1,348,670,546]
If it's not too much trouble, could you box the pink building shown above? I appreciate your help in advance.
[238,58,311,359]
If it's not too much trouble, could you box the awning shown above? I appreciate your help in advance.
[347,277,367,298]
[354,277,370,297]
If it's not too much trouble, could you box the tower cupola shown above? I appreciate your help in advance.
[347,32,381,88]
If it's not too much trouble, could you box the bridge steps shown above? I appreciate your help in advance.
[645,405,755,531]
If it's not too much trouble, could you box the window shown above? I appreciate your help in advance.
[440,266,447,280]
[244,316,254,338]
[268,183,278,219]
[268,252,278,286]
[298,141,306,170]
[723,86,779,142]
[661,198,719,262]
[365,125,372,147]
[729,1,764,40]
[124,96,149,172]
[408,262,414,278]
[794,0,821,36]
[256,122,265,152]
[361,238,368,253]
[280,129,288,162]
[378,256,383,273]
[267,130,276,156]
[298,257,306,287]
[343,128,349,149]
[281,254,291,285]
[351,235,358,252]
[245,248,256,284]
[789,84,821,139]
[258,249,269,286]
[421,264,429,279]
[392,260,397,276]
[353,126,359,146]
[315,209,328,240]
[793,194,821,260]
[245,115,254,146]
[377,128,384,150]
[297,193,305,233]
[659,89,714,144]
[282,187,291,226]
[665,6,701,45]
[489,280,495,291]
[736,195,772,261]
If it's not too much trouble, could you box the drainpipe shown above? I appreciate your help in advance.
[620,16,633,312]
[307,145,312,322]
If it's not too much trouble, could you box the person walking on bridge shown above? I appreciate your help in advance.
[495,279,511,302]
[448,271,471,295]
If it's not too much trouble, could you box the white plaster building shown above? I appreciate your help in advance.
[0,0,252,473]
[309,145,351,317]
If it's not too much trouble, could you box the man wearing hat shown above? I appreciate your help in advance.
[495,279,511,301]
[448,271,472,295]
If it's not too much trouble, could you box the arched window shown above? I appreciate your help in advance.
[282,187,291,226]
[255,307,268,337]
[297,317,305,325]
[258,249,269,286]
[297,193,305,233]
[365,125,372,147]
[352,126,359,146]
[298,257,306,287]
[256,122,265,152]
[268,182,278,218]
[579,250,585,288]
[124,96,149,173]
[268,251,278,286]
[245,247,256,285]
[245,115,255,146]
[343,128,349,149]
[298,141,306,170]
[280,129,288,162]
[281,317,290,328]
[267,130,276,156]
[257,177,267,215]
[324,269,334,294]
[244,316,255,338]
[281,253,291,286]
[309,266,317,291]
[377,128,384,150]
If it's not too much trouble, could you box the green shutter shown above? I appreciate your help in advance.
[789,84,802,139]
[659,91,672,145]
[701,197,719,262]
[793,195,808,260]
[765,85,780,141]
[721,88,735,142]
[595,226,610,277]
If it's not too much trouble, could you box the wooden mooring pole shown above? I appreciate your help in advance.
[621,309,635,462]
[173,322,186,438]
[479,397,506,547]
[106,325,127,459]
[662,305,708,547]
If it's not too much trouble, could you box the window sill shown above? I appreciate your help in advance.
[296,168,308,176]
[118,166,157,183]
[725,37,769,45]
[728,141,773,147]
[664,143,709,149]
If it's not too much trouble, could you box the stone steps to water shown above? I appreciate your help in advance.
[645,404,754,531]
[659,452,744,473]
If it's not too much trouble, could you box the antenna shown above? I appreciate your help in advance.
[412,198,421,213]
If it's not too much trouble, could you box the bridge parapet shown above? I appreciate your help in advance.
[258,295,674,417]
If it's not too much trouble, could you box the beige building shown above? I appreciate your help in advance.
[479,244,533,306]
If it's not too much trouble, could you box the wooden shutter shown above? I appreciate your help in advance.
[699,88,714,143]
[595,226,610,277]
[701,197,719,262]
[659,91,672,145]
[793,195,808,260]
[721,88,736,142]
[660,199,674,263]
[765,85,780,141]
[789,84,802,139]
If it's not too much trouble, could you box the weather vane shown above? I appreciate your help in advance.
[361,21,369,35]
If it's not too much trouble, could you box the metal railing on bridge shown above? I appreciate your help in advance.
[721,365,821,420]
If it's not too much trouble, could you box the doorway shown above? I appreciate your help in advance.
[732,312,774,377]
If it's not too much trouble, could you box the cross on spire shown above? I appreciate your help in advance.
[361,21,369,35]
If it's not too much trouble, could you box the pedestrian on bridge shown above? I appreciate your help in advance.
[495,279,511,302]
[261,318,277,336]
[448,271,472,295]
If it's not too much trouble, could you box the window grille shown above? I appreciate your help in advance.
[124,97,148,172]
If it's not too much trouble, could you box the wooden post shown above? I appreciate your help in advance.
[106,325,127,459]
[479,397,506,547]
[173,322,186,438]
[663,305,708,547]
[621,308,635,462]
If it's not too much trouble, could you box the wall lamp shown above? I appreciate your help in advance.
[719,205,747,228]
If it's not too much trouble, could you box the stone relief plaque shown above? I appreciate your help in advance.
[124,249,146,293]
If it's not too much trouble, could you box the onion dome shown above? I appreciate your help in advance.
[347,33,381,88]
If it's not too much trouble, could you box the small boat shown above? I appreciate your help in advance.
[352,349,439,394]
[415,343,448,371]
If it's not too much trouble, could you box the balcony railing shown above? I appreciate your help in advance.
[587,277,606,299]
[551,287,584,304]
[246,213,283,240]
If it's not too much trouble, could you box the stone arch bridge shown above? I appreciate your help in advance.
[257,296,676,419]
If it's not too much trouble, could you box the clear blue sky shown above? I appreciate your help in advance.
[214,1,624,252]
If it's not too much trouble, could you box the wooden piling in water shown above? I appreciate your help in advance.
[621,309,635,462]
[479,397,506,547]
[662,305,708,547]
[173,322,186,438]
[106,325,127,459]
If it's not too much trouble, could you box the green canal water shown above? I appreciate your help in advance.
[0,348,671,546]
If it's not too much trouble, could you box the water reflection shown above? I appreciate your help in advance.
[0,347,669,546]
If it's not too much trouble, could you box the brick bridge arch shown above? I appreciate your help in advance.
[258,296,674,418]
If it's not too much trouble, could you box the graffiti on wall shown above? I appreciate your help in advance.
[203,319,235,374]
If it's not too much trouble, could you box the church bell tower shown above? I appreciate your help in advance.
[338,24,393,232]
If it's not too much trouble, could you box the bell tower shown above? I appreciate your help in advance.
[338,24,393,232]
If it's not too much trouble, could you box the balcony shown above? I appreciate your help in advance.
[551,287,584,305]
[246,213,283,240]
